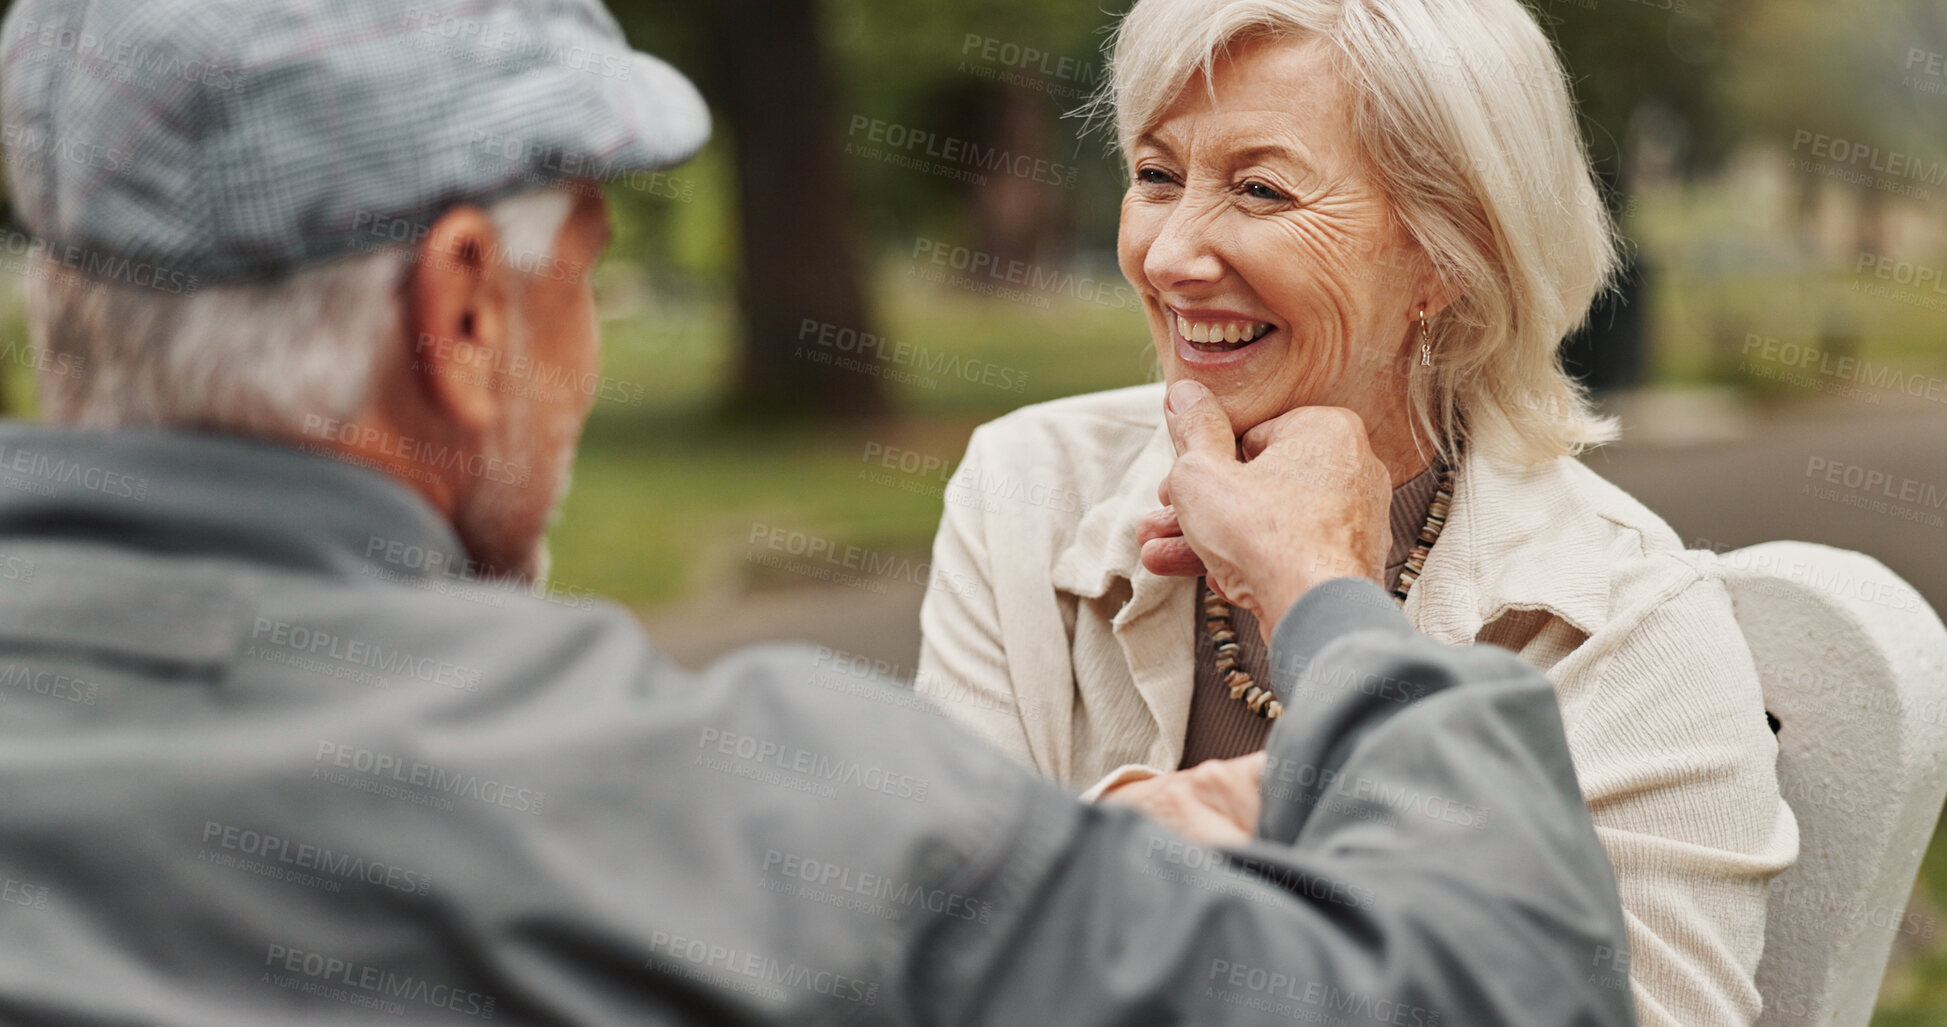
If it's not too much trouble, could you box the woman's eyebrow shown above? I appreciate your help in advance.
[1133,131,1179,159]
[1230,142,1317,177]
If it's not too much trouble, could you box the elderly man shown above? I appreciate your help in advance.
[0,0,1633,1024]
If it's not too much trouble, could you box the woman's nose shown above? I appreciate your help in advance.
[1142,201,1225,291]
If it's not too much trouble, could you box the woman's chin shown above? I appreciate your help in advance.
[1161,374,1277,437]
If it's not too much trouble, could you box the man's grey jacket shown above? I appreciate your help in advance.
[0,423,1634,1026]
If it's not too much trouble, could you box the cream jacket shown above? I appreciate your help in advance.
[917,383,1798,1027]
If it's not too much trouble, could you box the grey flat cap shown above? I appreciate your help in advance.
[0,0,710,287]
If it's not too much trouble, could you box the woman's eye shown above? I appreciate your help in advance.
[1135,167,1177,185]
[1244,181,1288,202]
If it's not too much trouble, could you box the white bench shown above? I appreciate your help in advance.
[1714,541,1947,1026]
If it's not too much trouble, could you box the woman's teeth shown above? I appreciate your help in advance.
[1176,314,1275,348]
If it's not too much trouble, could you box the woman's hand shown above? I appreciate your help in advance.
[1138,380,1390,641]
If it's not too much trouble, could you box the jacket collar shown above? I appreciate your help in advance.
[0,421,469,581]
[1050,418,1612,644]
[1406,451,1612,644]
[1050,418,1176,608]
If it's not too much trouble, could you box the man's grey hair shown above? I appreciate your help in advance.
[24,189,575,434]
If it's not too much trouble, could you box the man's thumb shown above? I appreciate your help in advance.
[1165,379,1233,459]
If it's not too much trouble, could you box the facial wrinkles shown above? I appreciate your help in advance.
[1265,190,1388,408]
[1121,35,1432,442]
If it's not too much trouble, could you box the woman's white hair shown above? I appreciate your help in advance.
[24,189,575,435]
[1100,0,1622,465]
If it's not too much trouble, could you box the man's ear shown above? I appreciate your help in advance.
[405,205,509,436]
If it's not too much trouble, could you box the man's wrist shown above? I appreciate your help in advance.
[1264,577,1414,703]
[1251,559,1371,637]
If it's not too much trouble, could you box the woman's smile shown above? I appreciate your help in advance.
[1117,35,1436,451]
[1168,305,1280,366]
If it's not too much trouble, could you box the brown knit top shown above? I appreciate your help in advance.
[1178,464,1443,768]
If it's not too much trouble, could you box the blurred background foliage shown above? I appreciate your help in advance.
[558,0,1947,611]
[2,0,1946,1017]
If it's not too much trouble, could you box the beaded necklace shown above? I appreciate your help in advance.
[1203,468,1455,720]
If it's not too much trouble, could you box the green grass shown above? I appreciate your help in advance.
[543,272,1151,606]
[1871,817,1947,1024]
[1631,179,1947,394]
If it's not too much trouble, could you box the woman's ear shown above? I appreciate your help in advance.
[1416,266,1464,322]
[404,205,510,436]
[1422,256,1472,321]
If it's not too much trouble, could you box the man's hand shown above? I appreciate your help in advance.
[1137,380,1391,642]
[1100,752,1266,847]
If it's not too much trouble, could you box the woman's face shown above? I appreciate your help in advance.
[1118,34,1434,443]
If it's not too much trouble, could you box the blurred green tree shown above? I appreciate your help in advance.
[609,0,888,421]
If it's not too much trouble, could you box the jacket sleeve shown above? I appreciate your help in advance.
[1557,574,1797,1027]
[909,578,1637,1027]
[915,427,1041,770]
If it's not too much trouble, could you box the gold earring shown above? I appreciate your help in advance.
[1418,309,1431,367]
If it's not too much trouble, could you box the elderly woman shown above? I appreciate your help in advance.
[915,0,1796,1024]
